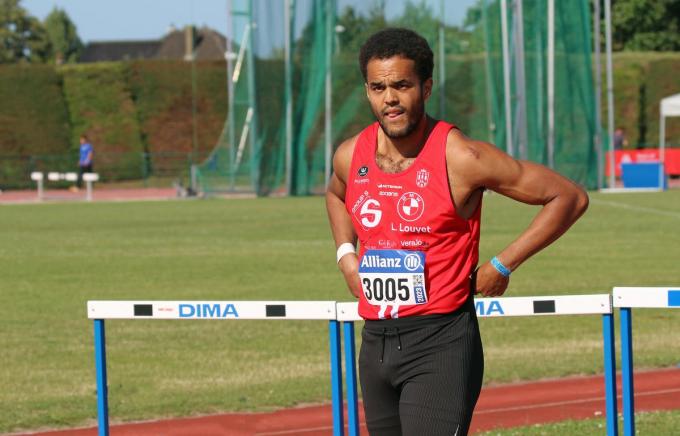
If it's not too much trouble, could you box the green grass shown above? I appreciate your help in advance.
[1,191,679,433]
[477,410,680,435]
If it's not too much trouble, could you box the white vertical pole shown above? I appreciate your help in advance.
[660,113,666,189]
[481,1,495,143]
[594,0,603,190]
[547,0,555,169]
[227,0,236,190]
[439,0,445,118]
[604,0,616,188]
[513,0,528,160]
[284,0,293,195]
[324,0,333,188]
[500,0,514,157]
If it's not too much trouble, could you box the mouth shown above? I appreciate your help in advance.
[383,108,405,120]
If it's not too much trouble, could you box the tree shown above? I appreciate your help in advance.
[611,0,680,51]
[44,7,82,64]
[0,0,50,63]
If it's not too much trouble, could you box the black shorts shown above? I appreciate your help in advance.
[359,297,484,435]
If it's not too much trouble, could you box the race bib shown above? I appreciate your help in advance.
[358,249,427,306]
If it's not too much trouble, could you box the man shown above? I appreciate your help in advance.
[613,127,628,150]
[325,28,588,435]
[77,134,94,189]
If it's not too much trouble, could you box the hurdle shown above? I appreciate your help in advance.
[336,294,619,436]
[30,172,99,201]
[613,287,680,436]
[87,300,342,436]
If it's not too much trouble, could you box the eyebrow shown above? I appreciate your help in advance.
[368,79,413,87]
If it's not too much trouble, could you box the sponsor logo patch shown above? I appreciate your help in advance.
[397,192,425,222]
[358,165,369,177]
[416,169,430,188]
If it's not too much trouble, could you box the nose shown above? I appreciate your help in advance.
[384,87,398,106]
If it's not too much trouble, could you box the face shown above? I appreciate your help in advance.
[365,56,432,139]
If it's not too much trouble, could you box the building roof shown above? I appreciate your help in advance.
[80,27,227,63]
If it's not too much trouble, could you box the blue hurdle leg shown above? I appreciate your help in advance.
[343,321,359,436]
[620,308,635,436]
[329,320,344,436]
[602,313,618,436]
[94,319,109,436]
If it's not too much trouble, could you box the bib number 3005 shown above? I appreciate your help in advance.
[358,249,427,306]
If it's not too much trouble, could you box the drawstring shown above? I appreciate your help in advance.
[379,327,403,364]
[380,328,386,363]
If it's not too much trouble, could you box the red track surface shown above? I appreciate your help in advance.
[15,368,680,436]
[0,188,179,204]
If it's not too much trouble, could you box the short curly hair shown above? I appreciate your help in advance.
[359,28,434,83]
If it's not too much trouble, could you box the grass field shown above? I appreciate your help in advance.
[477,410,680,435]
[1,191,679,433]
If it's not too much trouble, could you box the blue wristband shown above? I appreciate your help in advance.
[491,256,512,277]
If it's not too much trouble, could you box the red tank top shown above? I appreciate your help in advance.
[345,121,481,320]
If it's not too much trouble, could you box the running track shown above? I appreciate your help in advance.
[14,368,680,435]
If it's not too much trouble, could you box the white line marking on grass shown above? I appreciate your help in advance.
[475,387,680,414]
[591,198,680,220]
[254,388,680,434]
[256,424,368,435]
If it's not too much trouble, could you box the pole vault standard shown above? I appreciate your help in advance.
[337,294,619,436]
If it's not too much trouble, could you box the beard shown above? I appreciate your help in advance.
[375,101,425,139]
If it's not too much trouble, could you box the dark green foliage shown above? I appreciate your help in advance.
[126,60,228,179]
[0,0,51,63]
[60,62,145,180]
[44,7,83,64]
[0,64,71,188]
[127,60,228,156]
[611,0,680,51]
[606,53,680,148]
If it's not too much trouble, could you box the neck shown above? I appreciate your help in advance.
[378,115,434,159]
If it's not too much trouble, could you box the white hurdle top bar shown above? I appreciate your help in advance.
[88,301,337,320]
[336,294,612,322]
[613,287,680,308]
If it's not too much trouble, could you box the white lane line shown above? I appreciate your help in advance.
[476,387,680,414]
[255,388,680,434]
[591,198,680,220]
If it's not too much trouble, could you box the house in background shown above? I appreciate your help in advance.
[80,26,227,62]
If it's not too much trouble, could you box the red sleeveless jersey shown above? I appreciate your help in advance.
[345,121,481,320]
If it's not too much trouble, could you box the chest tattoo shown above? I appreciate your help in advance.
[376,153,415,174]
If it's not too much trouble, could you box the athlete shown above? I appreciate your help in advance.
[325,28,589,435]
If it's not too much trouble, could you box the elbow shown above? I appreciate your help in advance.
[573,188,589,217]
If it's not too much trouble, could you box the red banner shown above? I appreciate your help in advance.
[604,148,680,177]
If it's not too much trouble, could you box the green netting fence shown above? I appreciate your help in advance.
[194,0,598,196]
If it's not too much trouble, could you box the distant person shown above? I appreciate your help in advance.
[77,135,94,189]
[613,127,628,150]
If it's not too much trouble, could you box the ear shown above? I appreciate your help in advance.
[422,78,433,101]
[364,82,370,99]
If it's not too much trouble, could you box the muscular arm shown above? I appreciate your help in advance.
[447,129,589,296]
[325,135,362,298]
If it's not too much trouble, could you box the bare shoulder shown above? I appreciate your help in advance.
[333,133,360,184]
[446,128,500,188]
